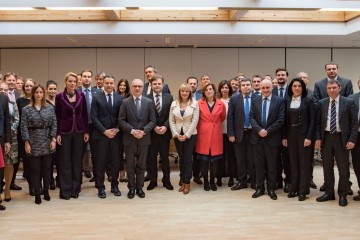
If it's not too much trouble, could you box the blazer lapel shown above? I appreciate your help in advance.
[338,96,344,122]
[322,99,330,128]
[130,97,139,119]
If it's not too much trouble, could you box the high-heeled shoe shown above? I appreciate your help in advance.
[35,195,42,204]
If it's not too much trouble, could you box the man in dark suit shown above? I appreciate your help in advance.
[250,78,285,200]
[91,75,123,198]
[92,71,105,91]
[272,68,291,193]
[348,78,360,201]
[145,75,174,191]
[78,70,99,183]
[119,79,156,199]
[230,78,239,94]
[252,75,262,95]
[143,66,171,96]
[315,79,357,207]
[228,78,259,191]
[187,77,202,102]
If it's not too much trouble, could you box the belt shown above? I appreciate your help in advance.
[325,131,340,135]
[244,128,252,132]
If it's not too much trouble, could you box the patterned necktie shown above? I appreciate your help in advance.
[107,93,112,108]
[330,100,336,134]
[245,96,250,128]
[279,87,284,98]
[155,94,161,113]
[262,97,268,128]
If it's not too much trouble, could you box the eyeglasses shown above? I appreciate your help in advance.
[132,85,143,88]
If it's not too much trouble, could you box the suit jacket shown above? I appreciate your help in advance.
[227,93,260,143]
[272,85,290,100]
[55,89,89,135]
[313,76,353,104]
[307,88,314,100]
[195,99,226,156]
[282,96,315,140]
[0,94,12,143]
[349,93,360,118]
[195,89,202,100]
[91,91,123,140]
[146,92,173,139]
[169,100,199,138]
[142,82,171,96]
[315,96,358,148]
[118,96,156,146]
[77,86,99,123]
[250,95,285,147]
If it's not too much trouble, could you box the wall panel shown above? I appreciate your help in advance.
[333,49,360,93]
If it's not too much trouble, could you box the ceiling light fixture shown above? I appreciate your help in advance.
[139,7,218,11]
[320,8,360,11]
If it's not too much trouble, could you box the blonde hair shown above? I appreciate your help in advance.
[177,83,192,105]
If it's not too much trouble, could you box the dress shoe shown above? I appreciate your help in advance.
[204,182,210,191]
[50,182,56,190]
[298,195,307,201]
[283,184,291,193]
[250,183,256,190]
[183,184,190,194]
[339,196,348,207]
[287,192,298,198]
[210,181,217,191]
[0,204,5,211]
[127,189,135,199]
[268,190,278,200]
[111,186,121,196]
[29,186,35,196]
[309,180,317,189]
[319,184,325,192]
[84,170,92,178]
[316,193,335,202]
[178,179,182,186]
[89,177,95,182]
[98,188,106,199]
[35,195,42,204]
[59,194,70,200]
[228,178,234,187]
[10,183,22,191]
[353,194,360,201]
[147,181,158,190]
[136,189,145,198]
[144,174,150,182]
[231,182,247,191]
[178,184,185,192]
[348,189,353,196]
[163,181,174,190]
[216,178,222,187]
[43,191,51,201]
[4,197,11,202]
[193,176,203,185]
[252,189,265,198]
[275,182,283,190]
[71,194,79,199]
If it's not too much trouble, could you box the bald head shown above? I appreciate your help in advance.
[260,79,273,97]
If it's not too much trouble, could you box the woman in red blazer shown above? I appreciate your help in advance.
[196,83,226,191]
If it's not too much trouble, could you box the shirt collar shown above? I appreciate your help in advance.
[262,94,272,101]
[330,95,340,103]
[292,96,301,101]
[153,92,162,97]
[133,95,142,101]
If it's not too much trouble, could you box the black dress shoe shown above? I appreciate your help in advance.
[0,204,5,210]
[144,174,150,182]
[147,181,158,190]
[210,181,217,191]
[50,181,56,190]
[193,177,203,185]
[127,189,135,199]
[84,170,92,178]
[298,195,307,201]
[319,184,325,192]
[43,191,51,201]
[89,177,95,182]
[275,182,283,190]
[216,178,222,187]
[111,186,121,196]
[228,178,234,187]
[309,180,317,189]
[163,181,174,190]
[98,188,106,199]
[35,195,42,204]
[353,194,360,201]
[231,182,247,191]
[204,182,210,191]
[348,189,353,196]
[59,194,70,200]
[71,194,79,199]
[250,183,256,190]
[316,193,335,202]
[29,186,35,196]
[339,196,348,207]
[268,190,278,200]
[136,189,145,198]
[284,184,291,193]
[252,189,265,198]
[287,192,298,198]
[10,183,22,191]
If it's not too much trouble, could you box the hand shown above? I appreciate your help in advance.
[282,139,287,147]
[346,141,355,150]
[25,141,31,154]
[57,135,62,145]
[177,135,186,142]
[50,141,56,150]
[258,129,268,138]
[315,140,321,150]
[104,129,116,139]
[229,136,235,142]
[4,142,10,154]
[84,133,89,142]
[304,139,311,147]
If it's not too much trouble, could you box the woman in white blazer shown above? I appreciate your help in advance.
[169,83,199,194]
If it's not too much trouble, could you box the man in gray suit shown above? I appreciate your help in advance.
[315,79,357,207]
[119,79,156,199]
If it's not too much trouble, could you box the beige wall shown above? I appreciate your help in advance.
[0,47,359,92]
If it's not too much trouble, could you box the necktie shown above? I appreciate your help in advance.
[255,91,260,95]
[85,89,91,122]
[262,97,268,128]
[107,93,112,108]
[279,87,284,98]
[135,97,141,115]
[245,96,250,128]
[155,94,161,113]
[330,100,336,134]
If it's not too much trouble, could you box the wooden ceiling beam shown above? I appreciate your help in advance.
[229,10,248,20]
[104,10,121,20]
[345,11,360,21]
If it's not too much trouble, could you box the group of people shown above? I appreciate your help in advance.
[0,61,359,210]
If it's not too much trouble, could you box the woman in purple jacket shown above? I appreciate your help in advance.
[55,72,89,200]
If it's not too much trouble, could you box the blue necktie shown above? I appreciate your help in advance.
[279,87,284,98]
[245,96,250,128]
[262,97,268,128]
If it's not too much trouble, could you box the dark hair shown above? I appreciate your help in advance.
[325,61,338,69]
[4,72,17,81]
[275,68,289,76]
[103,75,115,81]
[46,80,57,88]
[117,79,130,98]
[326,79,341,88]
[217,80,233,98]
[145,65,158,73]
[202,82,217,101]
[287,78,308,98]
[81,69,93,77]
[151,74,164,83]
[30,84,47,107]
[201,74,210,80]
[187,76,198,84]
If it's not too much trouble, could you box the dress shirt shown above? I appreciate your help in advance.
[146,83,151,95]
[290,96,301,109]
[327,76,338,81]
[82,86,92,103]
[8,90,16,103]
[325,95,340,132]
